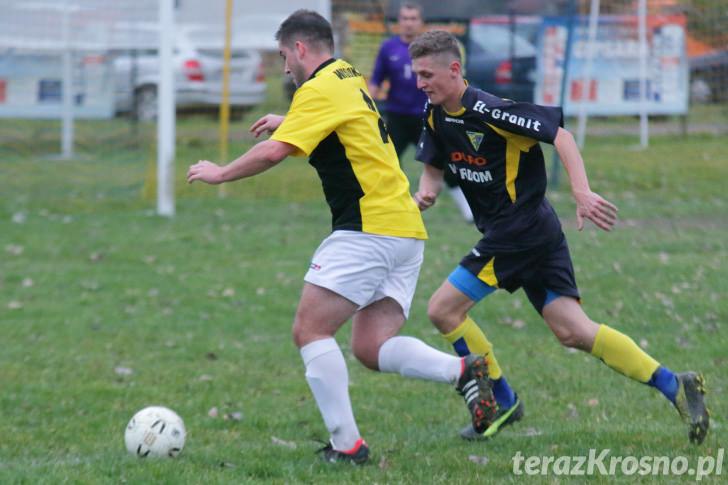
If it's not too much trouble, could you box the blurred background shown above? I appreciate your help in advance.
[0,0,725,208]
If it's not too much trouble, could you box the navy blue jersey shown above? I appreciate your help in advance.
[416,85,564,250]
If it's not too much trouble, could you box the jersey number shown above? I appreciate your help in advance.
[360,89,389,144]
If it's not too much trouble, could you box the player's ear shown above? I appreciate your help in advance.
[449,60,461,77]
[294,40,306,59]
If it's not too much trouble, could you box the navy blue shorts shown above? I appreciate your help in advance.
[454,231,580,313]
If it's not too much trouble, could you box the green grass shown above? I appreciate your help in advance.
[0,113,726,484]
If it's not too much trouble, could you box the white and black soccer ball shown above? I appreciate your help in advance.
[124,406,186,458]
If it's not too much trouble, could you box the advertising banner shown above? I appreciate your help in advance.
[535,14,688,115]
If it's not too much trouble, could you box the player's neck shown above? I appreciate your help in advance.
[304,53,336,79]
[399,34,416,44]
[442,81,468,114]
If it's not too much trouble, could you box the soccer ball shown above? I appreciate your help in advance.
[124,406,186,458]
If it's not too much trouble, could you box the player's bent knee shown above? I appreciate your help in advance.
[292,307,336,348]
[291,320,307,348]
[355,350,380,371]
[351,340,379,371]
[427,300,463,332]
[550,325,593,351]
[427,305,448,330]
[543,304,596,351]
[553,327,577,348]
[426,300,442,325]
[291,318,325,348]
[427,294,450,325]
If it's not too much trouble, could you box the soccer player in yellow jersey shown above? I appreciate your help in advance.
[187,11,498,464]
[408,30,709,445]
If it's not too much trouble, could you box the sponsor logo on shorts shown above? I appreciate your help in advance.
[310,263,322,271]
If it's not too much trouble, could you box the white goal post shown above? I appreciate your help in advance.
[157,0,175,217]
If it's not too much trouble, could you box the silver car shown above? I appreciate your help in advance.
[113,24,266,120]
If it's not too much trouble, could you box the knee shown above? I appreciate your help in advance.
[292,307,316,348]
[427,295,462,332]
[549,320,595,351]
[351,338,381,371]
[291,320,306,348]
[351,334,386,371]
[552,325,579,348]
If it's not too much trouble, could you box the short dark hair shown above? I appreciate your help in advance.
[409,30,461,62]
[275,10,334,53]
[400,2,423,17]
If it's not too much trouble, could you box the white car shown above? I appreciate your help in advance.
[112,24,266,120]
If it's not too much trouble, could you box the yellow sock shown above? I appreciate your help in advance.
[443,316,502,379]
[591,324,660,383]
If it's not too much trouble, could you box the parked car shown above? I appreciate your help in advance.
[690,49,728,103]
[466,16,539,102]
[112,24,266,120]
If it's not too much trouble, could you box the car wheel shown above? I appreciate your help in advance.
[134,85,158,121]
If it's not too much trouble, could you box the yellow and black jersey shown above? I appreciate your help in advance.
[416,85,563,248]
[271,58,427,240]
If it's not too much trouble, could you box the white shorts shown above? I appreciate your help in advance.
[304,230,424,318]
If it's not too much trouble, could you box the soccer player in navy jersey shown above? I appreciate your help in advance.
[369,2,473,222]
[408,30,709,444]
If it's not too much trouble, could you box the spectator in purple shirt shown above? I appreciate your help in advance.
[368,2,473,222]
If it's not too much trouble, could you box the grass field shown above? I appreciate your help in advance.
[1,110,726,483]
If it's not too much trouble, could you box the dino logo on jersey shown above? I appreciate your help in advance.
[466,131,484,151]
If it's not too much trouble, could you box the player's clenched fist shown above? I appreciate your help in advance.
[414,191,437,211]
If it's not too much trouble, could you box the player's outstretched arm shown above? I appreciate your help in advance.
[414,164,444,211]
[186,140,295,185]
[554,127,618,232]
[249,114,285,138]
